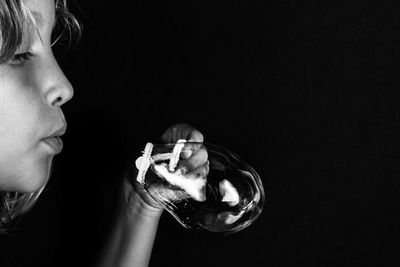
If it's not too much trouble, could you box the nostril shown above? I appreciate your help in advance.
[53,96,63,106]
[46,80,74,107]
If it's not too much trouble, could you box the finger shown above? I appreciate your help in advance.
[178,145,208,172]
[186,128,204,143]
[161,123,204,143]
[183,162,210,179]
[180,142,203,159]
[147,183,190,204]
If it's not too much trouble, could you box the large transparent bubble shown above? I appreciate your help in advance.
[135,141,265,234]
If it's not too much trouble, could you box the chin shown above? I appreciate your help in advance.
[6,157,53,193]
[19,171,50,193]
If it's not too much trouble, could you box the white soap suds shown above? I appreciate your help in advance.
[219,179,240,206]
[136,140,207,202]
[223,210,245,224]
[153,163,206,202]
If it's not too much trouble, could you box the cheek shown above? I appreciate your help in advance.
[0,80,42,142]
[0,114,50,192]
[0,75,50,192]
[0,101,39,157]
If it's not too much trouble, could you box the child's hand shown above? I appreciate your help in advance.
[124,124,209,215]
[157,123,209,201]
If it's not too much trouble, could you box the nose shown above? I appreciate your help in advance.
[38,53,74,107]
[46,77,74,107]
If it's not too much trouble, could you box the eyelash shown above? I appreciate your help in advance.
[10,51,35,65]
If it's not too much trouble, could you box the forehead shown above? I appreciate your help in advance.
[27,0,56,30]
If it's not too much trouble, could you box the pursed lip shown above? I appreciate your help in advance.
[41,125,67,154]
[47,125,67,138]
[42,136,63,154]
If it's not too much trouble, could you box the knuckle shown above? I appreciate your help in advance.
[199,145,208,159]
[191,130,204,142]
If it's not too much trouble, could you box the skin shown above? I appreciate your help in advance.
[99,124,209,267]
[0,1,209,266]
[0,0,73,192]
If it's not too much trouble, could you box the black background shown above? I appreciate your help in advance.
[2,0,400,266]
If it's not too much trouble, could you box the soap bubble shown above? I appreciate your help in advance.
[134,141,265,234]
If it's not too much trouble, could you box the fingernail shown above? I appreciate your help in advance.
[182,150,192,159]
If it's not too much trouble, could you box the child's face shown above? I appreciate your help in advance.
[0,0,73,192]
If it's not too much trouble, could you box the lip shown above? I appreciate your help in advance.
[50,125,67,138]
[42,136,64,154]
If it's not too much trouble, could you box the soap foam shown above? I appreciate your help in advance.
[219,179,240,206]
[153,163,206,202]
[220,210,246,225]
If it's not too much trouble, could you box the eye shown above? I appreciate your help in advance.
[9,51,35,66]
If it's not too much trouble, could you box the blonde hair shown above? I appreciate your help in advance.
[0,0,81,64]
[0,0,80,231]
